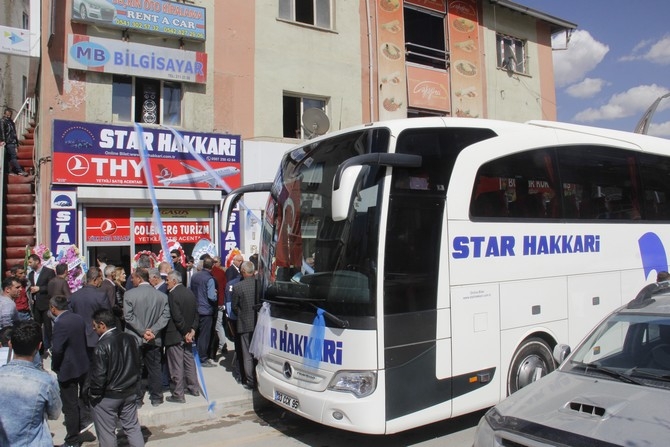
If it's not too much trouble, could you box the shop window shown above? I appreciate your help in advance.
[496,33,527,74]
[112,75,183,126]
[283,94,328,139]
[279,0,332,29]
[404,6,447,70]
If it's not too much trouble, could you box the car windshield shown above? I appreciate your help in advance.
[564,313,670,387]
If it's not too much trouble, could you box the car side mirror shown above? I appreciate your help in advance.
[553,343,571,365]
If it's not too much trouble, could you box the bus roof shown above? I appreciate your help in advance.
[527,120,670,152]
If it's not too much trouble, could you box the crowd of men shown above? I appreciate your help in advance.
[0,250,260,447]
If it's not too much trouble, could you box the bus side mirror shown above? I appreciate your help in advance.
[332,165,363,221]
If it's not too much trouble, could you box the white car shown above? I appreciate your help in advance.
[473,281,670,446]
[73,0,116,22]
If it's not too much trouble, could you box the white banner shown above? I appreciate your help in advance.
[0,25,30,56]
[67,33,207,84]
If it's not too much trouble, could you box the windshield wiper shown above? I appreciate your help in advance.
[624,367,670,382]
[573,362,644,385]
[268,296,350,329]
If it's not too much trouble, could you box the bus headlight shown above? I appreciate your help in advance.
[327,371,377,397]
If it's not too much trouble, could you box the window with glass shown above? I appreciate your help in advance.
[496,33,527,74]
[112,75,183,126]
[279,0,332,29]
[283,94,328,139]
[404,6,447,70]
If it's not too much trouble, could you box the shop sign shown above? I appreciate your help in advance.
[134,220,212,244]
[222,210,240,254]
[0,25,30,56]
[71,0,206,41]
[407,65,451,112]
[134,208,209,218]
[51,189,77,255]
[85,208,131,243]
[52,119,241,190]
[68,34,207,84]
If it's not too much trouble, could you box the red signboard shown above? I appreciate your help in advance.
[85,208,131,242]
[53,120,241,190]
[134,221,212,244]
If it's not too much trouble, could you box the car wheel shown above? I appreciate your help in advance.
[80,5,88,20]
[507,337,555,395]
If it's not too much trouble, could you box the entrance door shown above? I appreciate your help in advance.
[87,246,131,275]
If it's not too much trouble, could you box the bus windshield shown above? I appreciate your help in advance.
[259,128,390,325]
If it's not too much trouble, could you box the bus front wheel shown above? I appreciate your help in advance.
[507,337,555,395]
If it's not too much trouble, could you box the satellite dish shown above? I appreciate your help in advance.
[302,108,330,139]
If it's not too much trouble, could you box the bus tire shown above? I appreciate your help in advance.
[507,337,555,395]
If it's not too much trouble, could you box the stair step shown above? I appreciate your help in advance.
[6,204,34,214]
[6,173,34,183]
[6,215,35,225]
[4,224,35,235]
[4,258,27,271]
[6,236,36,247]
[17,148,33,158]
[7,183,33,194]
[6,194,35,204]
[4,246,29,259]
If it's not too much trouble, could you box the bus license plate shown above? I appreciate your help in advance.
[274,390,299,410]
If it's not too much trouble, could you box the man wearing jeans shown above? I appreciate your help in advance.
[0,321,62,446]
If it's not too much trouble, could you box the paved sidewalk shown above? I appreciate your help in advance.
[48,348,256,445]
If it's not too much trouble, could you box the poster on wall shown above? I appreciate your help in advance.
[52,120,241,190]
[448,0,484,118]
[376,0,408,120]
[71,0,206,41]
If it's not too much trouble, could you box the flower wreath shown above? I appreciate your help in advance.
[29,244,87,292]
[158,240,186,267]
[132,250,159,270]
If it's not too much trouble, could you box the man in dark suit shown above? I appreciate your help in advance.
[50,294,94,446]
[148,268,168,294]
[47,263,71,301]
[226,253,243,282]
[232,261,258,390]
[164,270,200,403]
[99,264,117,309]
[27,254,56,350]
[69,267,110,359]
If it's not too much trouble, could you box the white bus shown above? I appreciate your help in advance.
[221,117,670,434]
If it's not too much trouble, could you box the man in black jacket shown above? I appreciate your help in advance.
[0,108,28,176]
[89,309,144,447]
[164,270,200,403]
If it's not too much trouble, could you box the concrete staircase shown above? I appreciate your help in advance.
[3,123,36,272]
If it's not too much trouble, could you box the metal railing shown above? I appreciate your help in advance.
[13,96,36,137]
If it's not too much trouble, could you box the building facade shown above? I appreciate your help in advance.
[2,0,575,271]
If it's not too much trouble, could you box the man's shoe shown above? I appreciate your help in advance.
[78,430,97,443]
[79,422,94,434]
[186,389,200,397]
[166,395,186,403]
[18,170,29,176]
[201,359,217,367]
[243,382,256,391]
[151,400,163,407]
